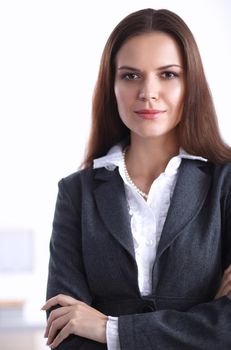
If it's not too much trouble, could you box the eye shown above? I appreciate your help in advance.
[121,72,140,81]
[161,71,179,79]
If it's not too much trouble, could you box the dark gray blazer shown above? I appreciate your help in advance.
[46,159,231,349]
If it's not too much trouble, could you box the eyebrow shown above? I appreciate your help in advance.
[117,64,183,71]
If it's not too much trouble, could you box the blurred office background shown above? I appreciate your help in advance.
[0,0,230,349]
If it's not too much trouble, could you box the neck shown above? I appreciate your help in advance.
[126,133,180,181]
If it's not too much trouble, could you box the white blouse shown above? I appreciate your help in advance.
[93,144,207,349]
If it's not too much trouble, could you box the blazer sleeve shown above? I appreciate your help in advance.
[46,178,91,303]
[46,178,97,349]
[118,191,231,350]
[119,297,231,349]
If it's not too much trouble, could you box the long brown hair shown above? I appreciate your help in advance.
[82,8,231,168]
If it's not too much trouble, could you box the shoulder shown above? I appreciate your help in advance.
[205,161,231,195]
[181,159,231,195]
[186,158,231,177]
[209,161,231,180]
[61,166,95,187]
[57,167,96,202]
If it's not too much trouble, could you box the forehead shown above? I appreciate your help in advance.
[115,32,183,68]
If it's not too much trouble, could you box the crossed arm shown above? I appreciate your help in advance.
[42,264,231,349]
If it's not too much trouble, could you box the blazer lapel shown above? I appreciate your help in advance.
[93,167,135,260]
[156,159,211,260]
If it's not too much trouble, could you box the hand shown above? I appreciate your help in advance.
[215,265,231,299]
[41,294,108,348]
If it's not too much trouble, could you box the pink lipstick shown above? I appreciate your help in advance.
[134,109,165,119]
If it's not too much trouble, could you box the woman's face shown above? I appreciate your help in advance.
[114,32,185,142]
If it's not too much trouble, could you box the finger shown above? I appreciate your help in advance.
[49,321,74,349]
[41,294,72,310]
[46,313,70,346]
[221,272,231,291]
[215,279,231,299]
[221,281,231,297]
[215,267,231,299]
[44,306,70,338]
[224,264,231,275]
[41,294,79,310]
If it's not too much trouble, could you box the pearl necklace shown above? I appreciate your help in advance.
[122,148,149,200]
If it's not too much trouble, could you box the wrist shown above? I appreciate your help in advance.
[99,316,108,343]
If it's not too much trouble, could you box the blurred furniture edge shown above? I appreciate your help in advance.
[0,299,25,308]
[0,299,25,328]
[0,299,45,330]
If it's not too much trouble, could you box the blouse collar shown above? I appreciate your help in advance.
[93,143,207,174]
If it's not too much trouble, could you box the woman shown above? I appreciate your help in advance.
[42,8,231,349]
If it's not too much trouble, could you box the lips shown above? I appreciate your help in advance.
[134,109,166,119]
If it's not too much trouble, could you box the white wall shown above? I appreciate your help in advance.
[0,0,230,325]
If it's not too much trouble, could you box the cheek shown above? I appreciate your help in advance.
[114,85,133,111]
[167,84,185,111]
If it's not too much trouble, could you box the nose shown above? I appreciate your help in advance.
[138,77,159,101]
